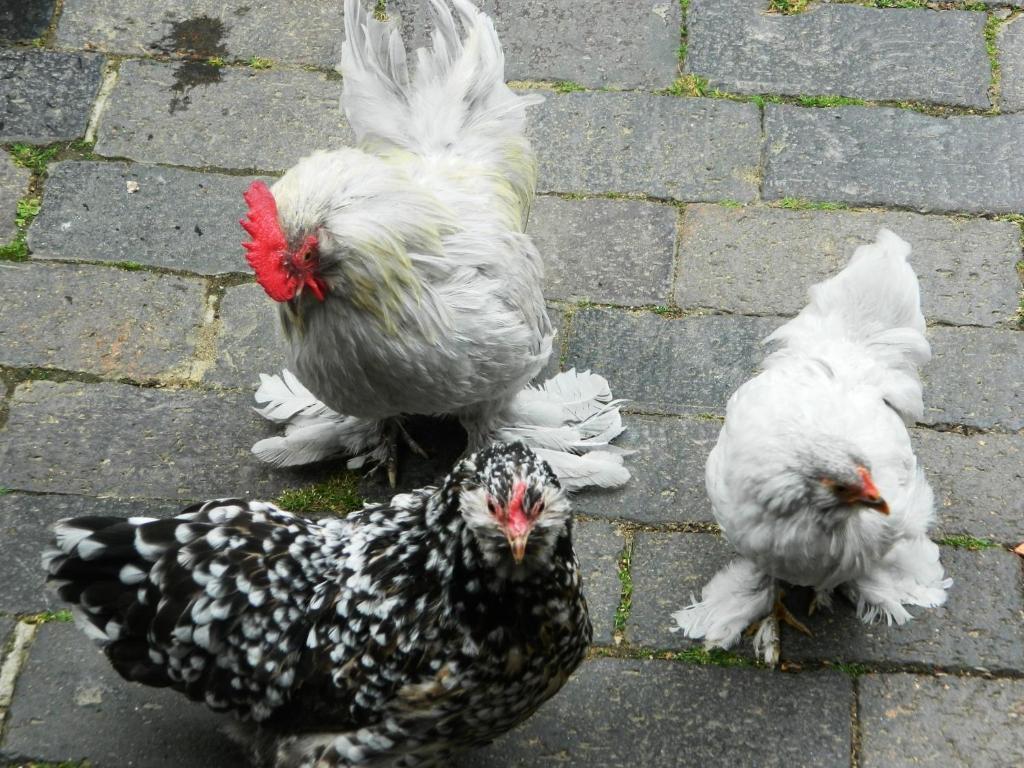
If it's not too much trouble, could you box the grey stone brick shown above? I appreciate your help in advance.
[0,262,207,380]
[458,658,852,768]
[0,622,242,768]
[96,61,351,171]
[0,494,172,615]
[0,381,328,500]
[1002,15,1024,112]
[56,0,342,68]
[676,204,1021,327]
[574,521,625,646]
[575,414,720,525]
[860,674,1024,768]
[0,0,56,42]
[564,308,777,416]
[393,0,681,90]
[205,282,285,388]
[29,161,261,275]
[764,104,1024,215]
[628,532,736,650]
[0,50,104,143]
[529,93,762,203]
[913,428,1024,542]
[921,327,1024,431]
[782,547,1024,670]
[0,151,30,244]
[531,196,676,306]
[686,0,989,108]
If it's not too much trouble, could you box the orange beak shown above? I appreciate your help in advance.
[853,467,890,516]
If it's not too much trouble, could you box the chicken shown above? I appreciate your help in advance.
[672,229,952,665]
[43,442,591,768]
[241,0,628,491]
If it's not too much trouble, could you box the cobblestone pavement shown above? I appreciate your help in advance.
[1,1,1023,766]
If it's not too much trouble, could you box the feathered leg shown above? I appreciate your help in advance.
[672,559,776,661]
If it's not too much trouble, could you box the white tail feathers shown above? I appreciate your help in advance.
[766,228,931,422]
[341,0,542,157]
[846,536,952,626]
[251,368,632,491]
[252,371,383,468]
[495,369,632,491]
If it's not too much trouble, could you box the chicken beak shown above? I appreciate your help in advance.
[855,467,889,515]
[860,495,890,516]
[507,532,530,564]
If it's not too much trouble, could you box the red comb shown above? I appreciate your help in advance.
[241,180,296,302]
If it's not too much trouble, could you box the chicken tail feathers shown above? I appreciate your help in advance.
[251,370,384,468]
[341,0,541,211]
[765,228,931,422]
[495,369,632,492]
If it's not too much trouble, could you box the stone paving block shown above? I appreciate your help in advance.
[393,0,680,90]
[564,309,777,416]
[529,93,762,203]
[921,327,1023,431]
[0,261,207,380]
[676,204,1021,327]
[0,493,172,615]
[0,622,242,768]
[764,104,1024,214]
[686,0,989,108]
[56,0,342,68]
[859,674,1024,768]
[1002,15,1024,113]
[0,50,104,143]
[575,414,720,525]
[574,521,625,646]
[0,380,331,500]
[96,60,351,171]
[29,161,260,274]
[628,532,736,650]
[531,196,676,306]
[206,282,284,388]
[0,152,30,244]
[913,428,1024,542]
[458,658,852,768]
[0,0,56,42]
[783,547,1024,670]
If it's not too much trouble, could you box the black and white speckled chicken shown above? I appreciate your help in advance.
[43,443,591,767]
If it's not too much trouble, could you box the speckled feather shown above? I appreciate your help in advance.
[44,443,591,767]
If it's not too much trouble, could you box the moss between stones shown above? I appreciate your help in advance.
[275,473,363,517]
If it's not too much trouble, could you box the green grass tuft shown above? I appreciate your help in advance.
[207,56,226,67]
[552,80,586,94]
[767,0,810,13]
[665,74,708,97]
[872,0,928,7]
[718,199,745,209]
[275,473,363,517]
[374,0,388,21]
[775,197,847,211]
[0,194,43,262]
[796,94,867,108]
[984,12,1002,106]
[834,661,870,677]
[118,261,145,271]
[937,535,1001,551]
[24,609,73,624]
[673,646,756,667]
[9,142,60,174]
[613,540,634,634]
[249,56,273,70]
[0,487,12,496]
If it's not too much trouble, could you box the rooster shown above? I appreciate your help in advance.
[673,229,951,665]
[44,442,591,768]
[241,0,628,491]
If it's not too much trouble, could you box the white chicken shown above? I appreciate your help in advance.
[673,229,952,665]
[242,0,629,491]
